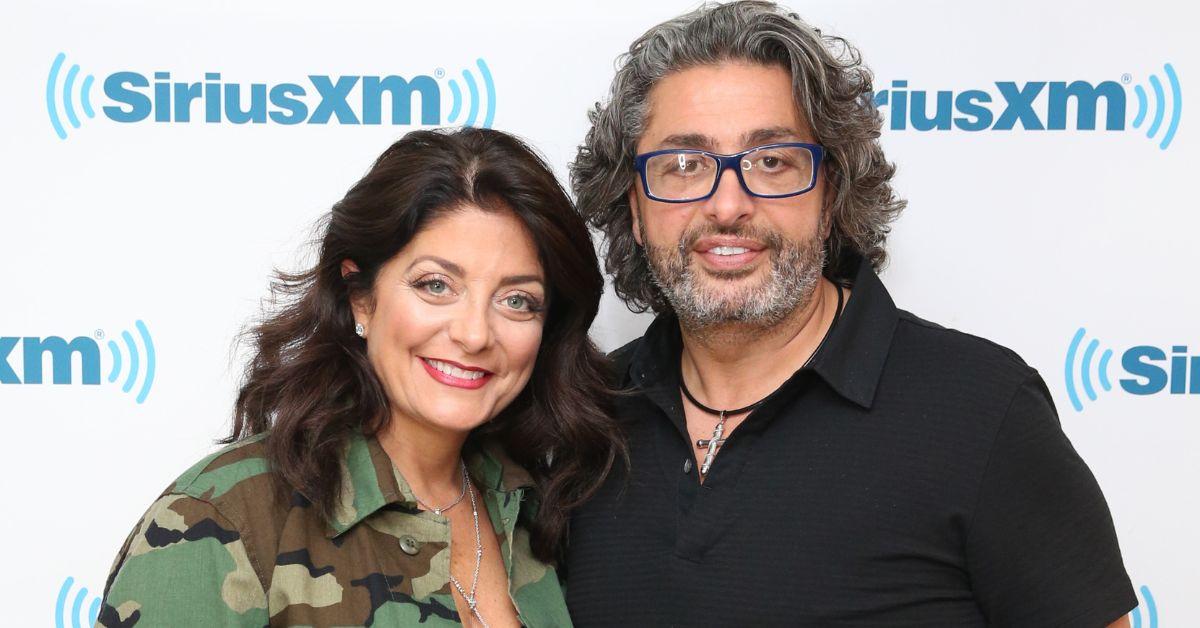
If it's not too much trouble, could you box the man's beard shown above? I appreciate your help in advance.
[640,218,826,331]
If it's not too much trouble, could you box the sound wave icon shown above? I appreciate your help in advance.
[1064,327,1114,412]
[1131,63,1182,150]
[46,52,96,140]
[1131,585,1158,628]
[445,58,496,128]
[55,576,100,628]
[106,320,156,404]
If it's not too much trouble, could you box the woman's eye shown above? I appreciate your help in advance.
[413,277,452,296]
[501,293,542,313]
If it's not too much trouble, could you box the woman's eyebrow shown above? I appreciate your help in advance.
[406,255,464,276]
[498,274,545,288]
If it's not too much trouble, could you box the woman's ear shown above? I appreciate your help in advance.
[341,259,370,326]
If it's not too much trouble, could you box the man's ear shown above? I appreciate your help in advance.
[629,189,643,246]
[820,174,835,241]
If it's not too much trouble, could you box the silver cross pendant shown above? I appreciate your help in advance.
[696,413,727,477]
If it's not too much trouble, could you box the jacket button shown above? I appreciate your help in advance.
[682,459,693,474]
[400,535,421,555]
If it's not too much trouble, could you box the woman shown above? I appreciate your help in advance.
[99,128,623,627]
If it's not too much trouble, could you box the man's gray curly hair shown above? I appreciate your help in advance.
[571,0,906,314]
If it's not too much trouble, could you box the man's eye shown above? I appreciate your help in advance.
[664,155,706,176]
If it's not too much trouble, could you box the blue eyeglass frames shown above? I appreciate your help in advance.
[633,142,824,203]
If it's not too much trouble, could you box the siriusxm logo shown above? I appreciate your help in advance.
[873,63,1182,149]
[1131,585,1159,628]
[1,320,156,404]
[1065,327,1198,411]
[55,577,100,628]
[46,53,496,139]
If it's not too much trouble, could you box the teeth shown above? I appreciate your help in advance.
[710,246,750,256]
[427,359,486,380]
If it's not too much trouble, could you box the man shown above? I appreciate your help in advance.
[565,2,1136,626]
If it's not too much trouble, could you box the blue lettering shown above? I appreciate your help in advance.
[153,72,171,122]
[1120,346,1168,395]
[910,90,952,131]
[953,90,993,131]
[102,72,151,123]
[172,81,204,122]
[269,83,308,124]
[205,73,222,123]
[21,336,101,385]
[362,75,440,125]
[1171,346,1188,395]
[994,81,1046,130]
[1048,80,1126,131]
[225,83,268,124]
[309,75,360,124]
[0,337,18,384]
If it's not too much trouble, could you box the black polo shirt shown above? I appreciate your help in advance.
[566,257,1136,627]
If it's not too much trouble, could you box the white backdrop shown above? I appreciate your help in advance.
[2,1,1193,625]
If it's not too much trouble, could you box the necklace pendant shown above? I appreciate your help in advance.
[698,416,726,477]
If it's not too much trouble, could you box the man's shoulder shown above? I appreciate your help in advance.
[891,308,1038,388]
[607,337,643,373]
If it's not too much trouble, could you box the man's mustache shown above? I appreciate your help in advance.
[676,225,786,257]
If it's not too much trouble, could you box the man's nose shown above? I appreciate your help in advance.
[703,165,755,227]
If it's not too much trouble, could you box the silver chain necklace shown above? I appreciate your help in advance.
[448,477,488,628]
[411,461,469,516]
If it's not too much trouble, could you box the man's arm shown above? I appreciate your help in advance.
[965,374,1137,626]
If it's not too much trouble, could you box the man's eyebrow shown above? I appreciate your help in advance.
[652,128,805,153]
[655,133,717,150]
[741,126,805,147]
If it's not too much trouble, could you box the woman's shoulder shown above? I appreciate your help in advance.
[168,432,275,505]
[100,435,280,626]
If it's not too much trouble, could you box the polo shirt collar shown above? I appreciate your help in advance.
[326,430,535,538]
[627,253,898,410]
[808,255,899,409]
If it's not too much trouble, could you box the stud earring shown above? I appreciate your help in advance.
[354,323,365,338]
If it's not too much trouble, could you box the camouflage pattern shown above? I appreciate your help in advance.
[99,431,571,627]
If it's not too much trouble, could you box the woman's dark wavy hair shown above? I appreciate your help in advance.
[228,127,623,562]
[572,0,906,313]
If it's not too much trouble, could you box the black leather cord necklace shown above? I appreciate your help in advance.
[682,283,845,477]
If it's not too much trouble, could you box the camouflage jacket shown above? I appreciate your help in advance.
[99,431,571,627]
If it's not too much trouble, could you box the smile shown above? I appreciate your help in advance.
[694,237,765,270]
[420,357,494,390]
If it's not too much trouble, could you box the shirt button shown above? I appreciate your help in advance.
[682,458,693,474]
[399,535,421,555]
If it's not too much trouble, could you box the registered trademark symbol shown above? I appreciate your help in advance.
[435,68,445,79]
[1121,73,1132,84]
[94,329,105,339]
